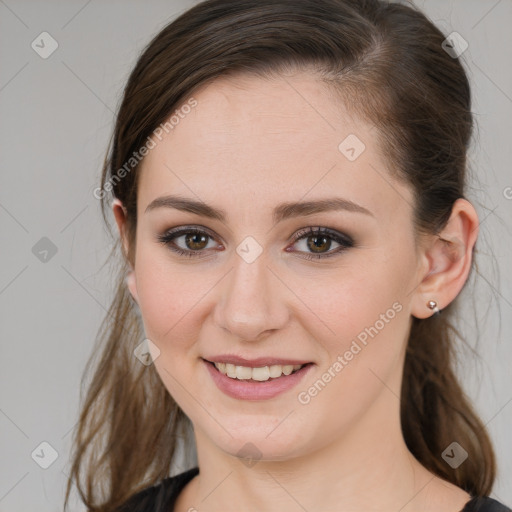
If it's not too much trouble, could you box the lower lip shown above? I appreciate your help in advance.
[202,359,314,401]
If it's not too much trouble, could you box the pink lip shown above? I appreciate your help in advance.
[203,355,312,366]
[202,359,314,401]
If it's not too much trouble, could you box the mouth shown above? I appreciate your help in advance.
[203,359,310,382]
[201,358,314,400]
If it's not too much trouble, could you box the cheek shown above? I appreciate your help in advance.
[134,247,204,348]
[291,251,413,398]
[293,259,408,347]
[290,272,410,447]
[134,252,209,413]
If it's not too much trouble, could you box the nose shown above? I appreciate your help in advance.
[213,249,289,341]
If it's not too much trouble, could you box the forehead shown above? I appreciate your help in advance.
[137,72,412,223]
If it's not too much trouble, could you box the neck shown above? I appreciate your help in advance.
[177,388,469,512]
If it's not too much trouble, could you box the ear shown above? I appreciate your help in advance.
[112,198,139,304]
[411,198,479,319]
[112,198,130,258]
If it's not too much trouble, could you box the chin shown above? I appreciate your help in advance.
[206,421,314,463]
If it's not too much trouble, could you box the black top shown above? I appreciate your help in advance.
[117,467,511,512]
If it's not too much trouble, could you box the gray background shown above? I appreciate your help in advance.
[0,0,511,510]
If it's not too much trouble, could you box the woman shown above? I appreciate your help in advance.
[65,0,510,511]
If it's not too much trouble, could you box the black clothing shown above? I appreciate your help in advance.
[116,466,510,512]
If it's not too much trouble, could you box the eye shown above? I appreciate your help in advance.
[156,225,353,260]
[156,226,221,258]
[288,226,353,260]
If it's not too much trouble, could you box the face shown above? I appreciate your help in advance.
[125,72,424,461]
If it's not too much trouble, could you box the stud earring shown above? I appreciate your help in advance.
[427,300,441,315]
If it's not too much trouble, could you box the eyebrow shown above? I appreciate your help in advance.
[144,194,374,223]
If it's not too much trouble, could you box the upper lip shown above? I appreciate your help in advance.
[203,355,312,367]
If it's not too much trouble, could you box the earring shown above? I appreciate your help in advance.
[427,300,441,315]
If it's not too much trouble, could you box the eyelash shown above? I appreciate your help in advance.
[156,225,354,261]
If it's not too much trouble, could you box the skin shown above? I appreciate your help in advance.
[113,71,478,512]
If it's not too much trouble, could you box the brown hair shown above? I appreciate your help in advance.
[64,0,496,510]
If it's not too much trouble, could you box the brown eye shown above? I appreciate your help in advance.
[157,227,219,258]
[184,232,209,251]
[290,227,354,260]
[306,234,332,253]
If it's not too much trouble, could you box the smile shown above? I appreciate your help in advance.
[202,358,314,400]
[213,362,304,381]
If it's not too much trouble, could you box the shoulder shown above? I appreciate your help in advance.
[115,467,199,512]
[462,496,512,512]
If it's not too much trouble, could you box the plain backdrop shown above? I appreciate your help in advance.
[0,0,511,510]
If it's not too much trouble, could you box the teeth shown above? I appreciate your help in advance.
[252,366,270,381]
[236,365,252,380]
[269,365,283,378]
[213,362,303,381]
[225,363,236,378]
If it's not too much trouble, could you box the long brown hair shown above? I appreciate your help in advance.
[64,0,496,509]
